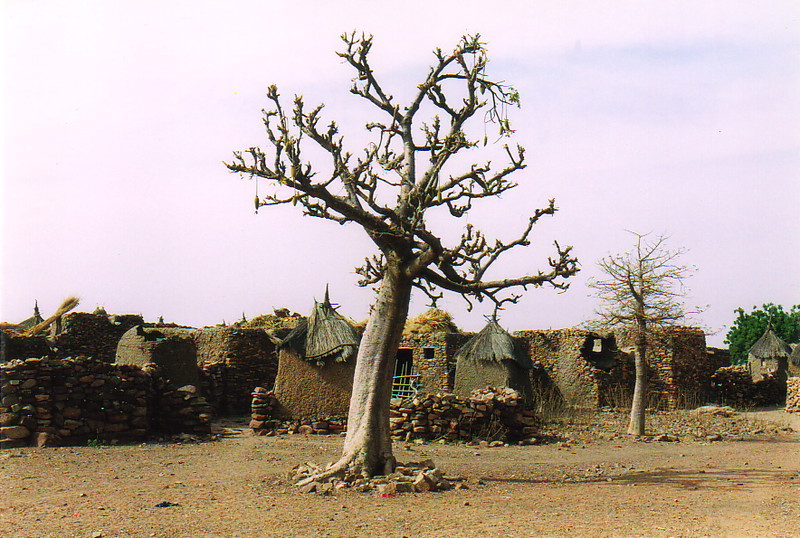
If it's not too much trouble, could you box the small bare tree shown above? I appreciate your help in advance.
[588,232,695,435]
[227,33,579,480]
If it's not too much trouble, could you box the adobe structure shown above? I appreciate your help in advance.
[272,293,360,421]
[395,332,471,397]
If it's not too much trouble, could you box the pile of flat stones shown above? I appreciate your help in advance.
[389,387,538,442]
[292,459,467,495]
[786,377,800,414]
[250,387,346,435]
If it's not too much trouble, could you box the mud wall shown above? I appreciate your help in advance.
[273,348,355,421]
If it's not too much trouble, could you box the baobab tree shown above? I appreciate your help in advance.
[227,33,579,480]
[588,232,696,436]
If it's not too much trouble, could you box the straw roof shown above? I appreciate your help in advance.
[454,318,531,369]
[748,326,792,359]
[279,289,360,366]
[403,308,460,336]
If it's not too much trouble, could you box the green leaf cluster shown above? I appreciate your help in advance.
[724,303,800,364]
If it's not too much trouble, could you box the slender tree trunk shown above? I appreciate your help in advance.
[299,262,412,483]
[628,318,647,435]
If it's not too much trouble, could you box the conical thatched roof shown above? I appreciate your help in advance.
[748,326,792,359]
[454,318,531,369]
[279,289,360,366]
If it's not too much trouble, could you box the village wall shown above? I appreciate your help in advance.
[116,327,199,387]
[192,327,278,414]
[614,326,714,409]
[0,332,51,363]
[514,329,629,408]
[51,312,143,363]
[0,356,212,448]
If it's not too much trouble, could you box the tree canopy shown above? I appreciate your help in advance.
[724,303,800,364]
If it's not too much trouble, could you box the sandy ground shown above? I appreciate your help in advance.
[1,410,798,538]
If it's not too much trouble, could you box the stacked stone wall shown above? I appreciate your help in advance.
[514,329,630,408]
[614,326,711,409]
[398,333,470,393]
[786,377,800,414]
[51,313,137,363]
[193,327,278,414]
[0,332,51,362]
[710,364,786,408]
[0,356,212,448]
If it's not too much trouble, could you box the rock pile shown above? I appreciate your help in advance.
[389,387,537,442]
[249,386,538,442]
[249,387,346,435]
[291,459,466,495]
[786,377,800,414]
[1,356,152,448]
[152,382,214,435]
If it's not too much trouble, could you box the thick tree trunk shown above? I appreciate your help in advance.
[298,263,412,483]
[627,321,647,436]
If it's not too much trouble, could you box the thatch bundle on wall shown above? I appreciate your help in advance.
[273,291,359,421]
[453,318,533,403]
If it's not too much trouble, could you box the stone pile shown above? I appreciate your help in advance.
[1,356,152,448]
[389,387,537,442]
[291,459,466,495]
[249,386,538,442]
[249,387,346,435]
[786,377,800,414]
[152,381,214,435]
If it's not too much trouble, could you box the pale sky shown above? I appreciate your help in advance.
[2,1,799,346]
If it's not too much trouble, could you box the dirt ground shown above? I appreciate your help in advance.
[1,409,798,538]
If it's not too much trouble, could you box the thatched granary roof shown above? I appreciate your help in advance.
[279,289,360,366]
[454,318,531,369]
[748,326,792,359]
